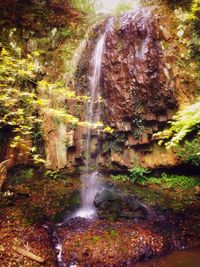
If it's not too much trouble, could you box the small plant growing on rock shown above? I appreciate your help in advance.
[129,167,150,183]
[111,174,129,183]
[142,173,200,190]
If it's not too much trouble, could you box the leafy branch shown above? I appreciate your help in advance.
[154,101,200,148]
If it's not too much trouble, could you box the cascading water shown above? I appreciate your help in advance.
[53,23,110,267]
[74,27,108,219]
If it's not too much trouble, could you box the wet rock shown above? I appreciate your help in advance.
[94,189,122,219]
[94,190,148,220]
[102,8,177,126]
[94,189,120,206]
[94,189,123,219]
[120,211,135,219]
[126,195,140,211]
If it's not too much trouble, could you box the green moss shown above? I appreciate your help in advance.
[142,173,200,190]
[111,175,129,183]
[111,132,127,152]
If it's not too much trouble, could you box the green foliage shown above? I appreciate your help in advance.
[190,32,200,70]
[45,170,64,180]
[111,174,129,183]
[92,236,100,244]
[176,136,200,166]
[59,28,74,38]
[112,167,151,184]
[129,167,150,183]
[0,44,82,165]
[111,132,126,152]
[189,0,200,34]
[0,46,45,162]
[0,48,36,126]
[188,0,200,71]
[141,173,199,190]
[110,229,118,238]
[9,168,34,185]
[155,102,200,147]
[38,80,88,126]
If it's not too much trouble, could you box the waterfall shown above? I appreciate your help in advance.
[74,24,110,219]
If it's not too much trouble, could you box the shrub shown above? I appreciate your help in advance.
[176,136,200,166]
[189,0,200,34]
[155,101,200,147]
[129,167,150,183]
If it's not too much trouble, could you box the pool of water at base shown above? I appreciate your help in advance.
[133,249,200,267]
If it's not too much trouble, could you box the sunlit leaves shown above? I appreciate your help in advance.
[38,79,89,126]
[42,108,79,124]
[0,45,42,163]
[103,126,114,134]
[0,43,88,166]
[38,80,77,101]
[155,101,200,148]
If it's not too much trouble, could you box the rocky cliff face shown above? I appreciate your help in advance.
[68,7,190,170]
[102,8,176,126]
[0,0,80,33]
[99,8,178,169]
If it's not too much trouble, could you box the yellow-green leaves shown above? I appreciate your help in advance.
[103,126,114,134]
[155,101,200,148]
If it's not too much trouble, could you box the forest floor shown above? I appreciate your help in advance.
[0,167,200,266]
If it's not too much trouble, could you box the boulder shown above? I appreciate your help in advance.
[94,189,122,220]
[120,211,135,219]
[94,190,148,221]
[125,195,140,210]
[94,189,120,207]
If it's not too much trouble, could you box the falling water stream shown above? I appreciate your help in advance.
[74,31,107,219]
[54,22,110,267]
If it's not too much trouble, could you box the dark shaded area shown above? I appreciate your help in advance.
[0,0,80,35]
[165,0,193,10]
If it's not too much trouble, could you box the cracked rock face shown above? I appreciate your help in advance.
[102,8,177,126]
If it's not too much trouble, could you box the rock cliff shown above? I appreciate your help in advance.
[69,7,187,170]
